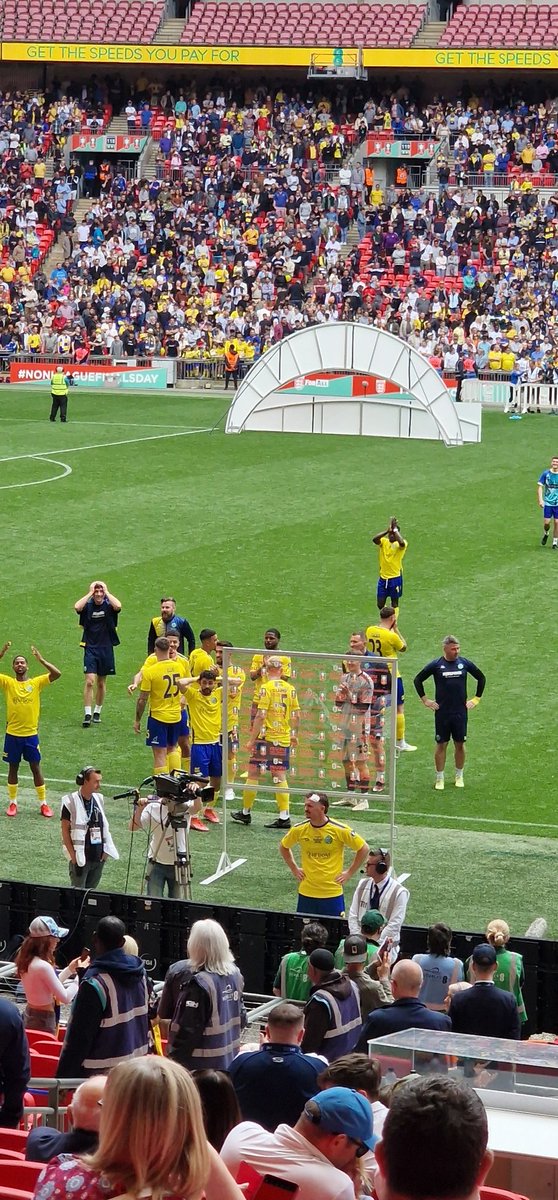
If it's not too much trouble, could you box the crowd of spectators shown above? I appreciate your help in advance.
[2,82,558,384]
[0,905,534,1200]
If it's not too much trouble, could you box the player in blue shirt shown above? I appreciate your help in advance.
[537,456,558,548]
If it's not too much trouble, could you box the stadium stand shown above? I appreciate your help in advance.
[439,3,558,47]
[180,1,426,47]
[0,0,165,43]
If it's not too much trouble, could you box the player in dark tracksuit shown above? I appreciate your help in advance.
[414,635,485,793]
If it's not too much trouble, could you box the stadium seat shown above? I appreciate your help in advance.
[28,1052,60,1078]
[0,1166,42,1190]
[0,1190,34,1200]
[440,3,558,47]
[0,1133,28,1155]
[480,1191,530,1200]
[182,0,425,45]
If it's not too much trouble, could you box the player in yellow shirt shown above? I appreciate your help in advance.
[366,607,416,753]
[372,516,408,614]
[186,672,223,828]
[189,628,218,677]
[128,633,191,774]
[232,658,300,831]
[279,791,369,916]
[0,641,61,818]
[134,637,192,776]
[249,628,291,723]
[215,641,246,802]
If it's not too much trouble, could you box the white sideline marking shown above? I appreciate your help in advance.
[0,427,213,464]
[0,456,73,490]
[396,808,558,833]
[0,418,205,430]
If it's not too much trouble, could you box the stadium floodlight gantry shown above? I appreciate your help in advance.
[225,323,481,445]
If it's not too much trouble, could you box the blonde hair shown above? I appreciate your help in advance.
[187,918,236,976]
[486,919,510,949]
[85,1057,209,1200]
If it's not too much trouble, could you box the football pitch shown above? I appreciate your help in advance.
[0,387,556,937]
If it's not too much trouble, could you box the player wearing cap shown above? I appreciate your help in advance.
[279,791,369,917]
[60,767,119,889]
[0,641,61,819]
[232,656,299,830]
[221,1085,377,1200]
[15,916,85,1034]
[413,636,485,791]
[342,935,393,1020]
[448,944,520,1039]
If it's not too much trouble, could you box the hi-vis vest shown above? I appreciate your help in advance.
[171,967,244,1069]
[51,371,68,395]
[225,349,239,370]
[310,979,361,1062]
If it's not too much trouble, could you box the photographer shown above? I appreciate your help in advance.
[128,787,203,899]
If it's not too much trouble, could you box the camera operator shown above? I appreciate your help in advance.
[128,781,204,899]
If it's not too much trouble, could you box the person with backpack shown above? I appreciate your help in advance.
[158,919,245,1071]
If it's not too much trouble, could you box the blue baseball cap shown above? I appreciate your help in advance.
[29,916,69,939]
[304,1087,377,1152]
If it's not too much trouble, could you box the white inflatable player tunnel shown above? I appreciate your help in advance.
[225,323,481,445]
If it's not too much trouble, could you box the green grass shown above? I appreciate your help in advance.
[0,390,555,934]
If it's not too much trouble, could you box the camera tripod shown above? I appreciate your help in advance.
[165,806,193,901]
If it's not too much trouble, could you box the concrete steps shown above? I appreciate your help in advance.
[42,198,90,278]
[413,19,446,45]
[155,17,186,40]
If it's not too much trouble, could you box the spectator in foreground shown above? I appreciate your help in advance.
[318,1051,388,1139]
[192,1069,241,1152]
[221,1085,377,1200]
[0,996,30,1128]
[355,960,451,1051]
[412,923,464,1011]
[449,943,520,1040]
[15,915,81,1034]
[301,948,361,1062]
[58,916,150,1078]
[26,1075,107,1162]
[374,1076,493,1200]
[33,1057,245,1200]
[228,1001,324,1130]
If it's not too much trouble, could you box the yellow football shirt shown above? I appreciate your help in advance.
[250,653,291,696]
[0,674,50,736]
[281,819,367,899]
[189,647,215,676]
[186,684,222,744]
[140,658,188,723]
[227,666,246,732]
[256,679,300,747]
[378,537,407,579]
[365,625,405,676]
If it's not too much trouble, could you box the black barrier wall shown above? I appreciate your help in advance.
[0,880,551,1034]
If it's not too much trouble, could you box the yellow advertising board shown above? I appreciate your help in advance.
[1,42,558,68]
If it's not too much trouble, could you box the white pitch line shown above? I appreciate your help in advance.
[0,418,205,430]
[0,772,133,791]
[396,808,558,832]
[0,427,213,464]
[0,456,72,491]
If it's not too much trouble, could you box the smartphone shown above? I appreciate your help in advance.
[79,947,90,962]
[376,936,393,958]
[255,1178,299,1200]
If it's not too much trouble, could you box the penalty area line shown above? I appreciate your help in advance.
[0,427,214,464]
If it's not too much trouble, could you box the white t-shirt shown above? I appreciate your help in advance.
[221,1122,356,1200]
[22,957,78,1007]
[140,801,175,866]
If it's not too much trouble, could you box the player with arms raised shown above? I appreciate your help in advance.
[372,516,407,613]
[537,456,558,548]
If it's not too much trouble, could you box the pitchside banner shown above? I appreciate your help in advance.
[10,363,168,390]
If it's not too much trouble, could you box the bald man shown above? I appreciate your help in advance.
[26,1075,107,1162]
[355,960,451,1050]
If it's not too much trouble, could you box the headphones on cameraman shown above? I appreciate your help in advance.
[372,847,389,875]
[76,766,97,786]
